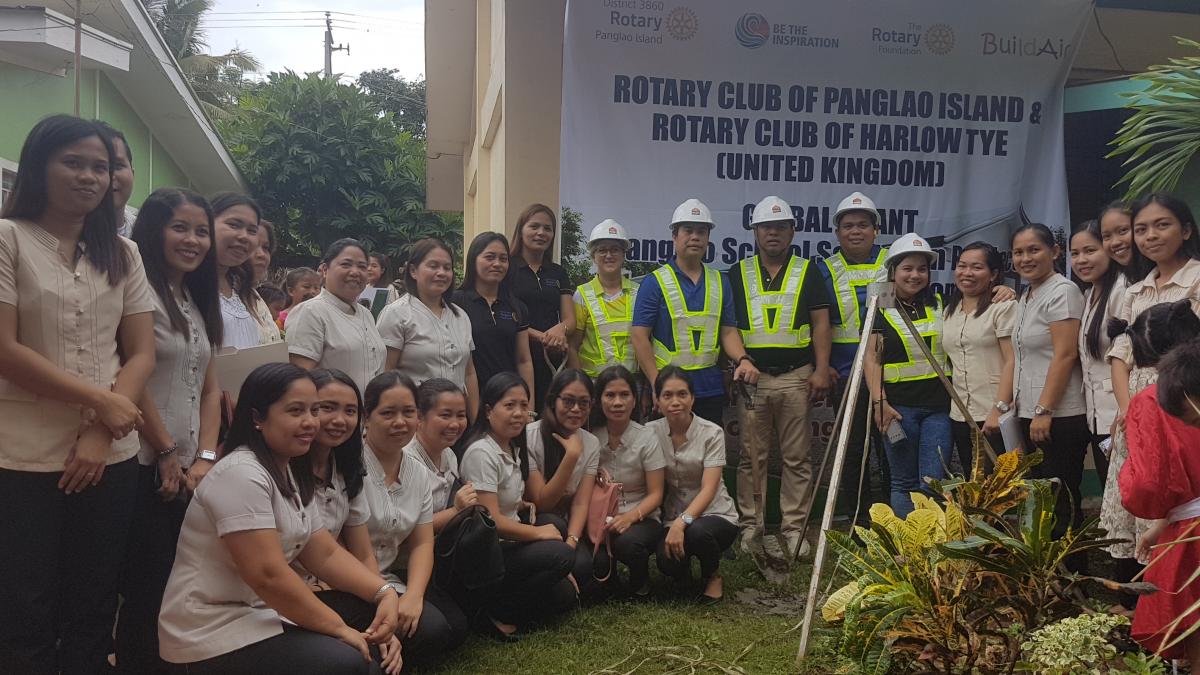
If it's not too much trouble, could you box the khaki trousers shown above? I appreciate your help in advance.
[735,364,814,535]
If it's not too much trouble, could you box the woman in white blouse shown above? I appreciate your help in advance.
[378,238,480,416]
[158,363,402,674]
[211,193,280,349]
[524,369,601,597]
[591,365,665,600]
[941,242,1015,474]
[1010,223,1090,542]
[286,238,386,395]
[360,372,469,666]
[406,378,478,533]
[647,366,739,604]
[115,188,225,672]
[460,372,577,640]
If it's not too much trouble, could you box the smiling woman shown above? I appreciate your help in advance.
[212,192,281,349]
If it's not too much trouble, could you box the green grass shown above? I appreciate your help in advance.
[424,551,857,675]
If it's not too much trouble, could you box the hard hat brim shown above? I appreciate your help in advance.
[588,238,633,251]
[670,221,715,230]
[749,217,796,229]
[886,250,936,266]
[834,208,880,226]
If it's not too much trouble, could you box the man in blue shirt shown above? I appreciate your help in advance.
[632,198,759,425]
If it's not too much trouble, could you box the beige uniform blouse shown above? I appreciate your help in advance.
[1011,274,1086,419]
[594,421,667,520]
[404,436,459,512]
[362,447,434,592]
[158,450,320,664]
[461,435,526,522]
[0,219,155,471]
[1108,259,1200,368]
[138,290,211,466]
[526,420,600,505]
[941,300,1016,422]
[1080,277,1126,435]
[285,289,385,395]
[376,294,475,388]
[647,415,738,524]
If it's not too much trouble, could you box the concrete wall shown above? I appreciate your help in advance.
[0,64,192,208]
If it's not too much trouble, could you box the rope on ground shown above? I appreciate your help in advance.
[587,620,806,675]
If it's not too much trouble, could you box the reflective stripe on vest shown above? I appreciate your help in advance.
[578,277,639,377]
[824,248,888,344]
[738,255,812,349]
[881,298,948,383]
[652,264,722,370]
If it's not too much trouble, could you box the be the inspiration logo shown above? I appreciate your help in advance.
[735,13,770,49]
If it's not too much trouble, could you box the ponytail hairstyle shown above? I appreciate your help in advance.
[463,372,532,480]
[654,365,695,398]
[363,370,419,416]
[210,192,264,319]
[946,241,1003,318]
[509,203,558,267]
[1107,299,1200,370]
[283,267,319,308]
[1156,336,1200,420]
[417,378,466,415]
[292,368,366,506]
[224,363,316,500]
[590,365,639,428]
[538,368,595,480]
[1011,223,1061,297]
[1071,220,1121,361]
[404,238,460,315]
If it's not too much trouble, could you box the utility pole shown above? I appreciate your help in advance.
[323,11,349,78]
[73,1,82,115]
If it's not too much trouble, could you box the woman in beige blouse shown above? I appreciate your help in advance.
[941,242,1015,474]
[0,115,157,672]
[212,193,281,349]
[1102,193,1200,574]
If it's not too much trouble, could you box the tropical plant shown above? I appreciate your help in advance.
[218,72,461,264]
[1108,37,1200,200]
[357,69,427,139]
[1018,613,1167,674]
[139,0,260,116]
[821,450,1138,674]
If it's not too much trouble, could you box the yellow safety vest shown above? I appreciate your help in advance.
[577,276,639,377]
[738,255,812,349]
[652,264,722,370]
[881,297,949,383]
[823,248,888,344]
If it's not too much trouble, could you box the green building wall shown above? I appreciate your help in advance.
[0,64,193,207]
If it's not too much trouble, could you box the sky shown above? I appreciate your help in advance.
[203,0,425,83]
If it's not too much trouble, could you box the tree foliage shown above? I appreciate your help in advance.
[357,69,427,139]
[218,72,460,266]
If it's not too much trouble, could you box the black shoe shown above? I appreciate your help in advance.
[470,610,520,643]
[696,592,723,606]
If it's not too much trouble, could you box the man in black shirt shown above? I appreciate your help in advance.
[728,196,833,560]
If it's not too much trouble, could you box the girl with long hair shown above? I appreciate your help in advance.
[459,372,577,639]
[0,115,157,672]
[115,188,224,672]
[454,232,535,394]
[591,365,665,600]
[378,238,479,416]
[158,363,402,673]
[286,238,386,394]
[359,372,470,666]
[212,192,281,348]
[406,378,479,532]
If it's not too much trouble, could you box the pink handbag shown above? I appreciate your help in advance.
[586,469,622,582]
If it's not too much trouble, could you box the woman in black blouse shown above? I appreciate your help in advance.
[454,232,535,393]
[508,204,576,409]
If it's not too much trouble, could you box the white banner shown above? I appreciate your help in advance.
[560,0,1092,296]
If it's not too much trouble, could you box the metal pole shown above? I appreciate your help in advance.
[796,293,879,663]
[324,12,333,78]
[73,1,82,116]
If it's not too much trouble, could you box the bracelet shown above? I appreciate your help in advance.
[634,507,643,522]
[567,534,580,544]
[373,582,396,604]
[157,444,178,457]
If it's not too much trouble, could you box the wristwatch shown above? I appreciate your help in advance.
[197,449,218,462]
[993,401,1011,414]
[680,514,695,527]
[1033,404,1053,417]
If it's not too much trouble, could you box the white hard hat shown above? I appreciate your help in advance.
[587,219,632,250]
[833,191,880,226]
[747,195,796,230]
[886,232,936,265]
[670,198,715,229]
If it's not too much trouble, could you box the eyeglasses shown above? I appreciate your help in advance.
[593,247,625,259]
[556,396,593,411]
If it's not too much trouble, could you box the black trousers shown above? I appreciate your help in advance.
[656,515,738,582]
[1020,415,1090,537]
[692,395,726,427]
[167,623,381,675]
[318,587,468,669]
[116,464,189,674]
[609,518,663,591]
[950,420,1005,475]
[1090,433,1111,498]
[0,456,138,675]
[487,514,577,625]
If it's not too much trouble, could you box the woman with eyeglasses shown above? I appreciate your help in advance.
[568,220,639,380]
[454,233,535,395]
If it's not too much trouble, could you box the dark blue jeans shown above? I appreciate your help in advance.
[881,404,952,517]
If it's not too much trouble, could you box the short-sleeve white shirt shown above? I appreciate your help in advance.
[526,420,600,507]
[285,289,385,394]
[461,435,526,522]
[404,436,459,513]
[593,422,666,520]
[159,450,320,664]
[647,415,738,524]
[138,290,212,466]
[1011,273,1087,418]
[362,447,434,591]
[376,294,474,387]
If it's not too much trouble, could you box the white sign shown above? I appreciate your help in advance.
[560,0,1091,295]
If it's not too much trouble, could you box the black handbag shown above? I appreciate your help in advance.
[434,504,505,593]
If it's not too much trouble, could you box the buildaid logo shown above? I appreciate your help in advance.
[981,32,1070,59]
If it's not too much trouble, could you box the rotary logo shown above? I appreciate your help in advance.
[665,6,698,41]
[735,13,770,49]
[924,23,955,56]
